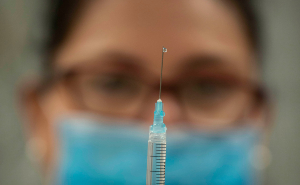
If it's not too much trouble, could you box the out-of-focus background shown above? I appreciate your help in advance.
[0,0,299,184]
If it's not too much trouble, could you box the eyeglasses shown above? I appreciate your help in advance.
[40,63,268,126]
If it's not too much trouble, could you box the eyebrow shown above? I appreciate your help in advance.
[68,50,143,69]
[66,50,156,80]
[101,51,144,63]
[183,54,232,69]
[171,54,241,81]
[96,51,146,67]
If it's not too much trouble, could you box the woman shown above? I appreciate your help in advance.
[21,0,270,184]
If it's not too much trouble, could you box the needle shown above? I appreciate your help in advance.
[159,46,167,100]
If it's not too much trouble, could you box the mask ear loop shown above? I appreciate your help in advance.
[26,137,55,185]
[37,88,65,185]
[24,78,64,185]
[249,136,272,185]
[259,91,274,175]
[26,137,46,163]
[249,86,274,180]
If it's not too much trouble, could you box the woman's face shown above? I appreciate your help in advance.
[23,0,261,173]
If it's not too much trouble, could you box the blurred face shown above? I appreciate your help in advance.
[22,0,264,176]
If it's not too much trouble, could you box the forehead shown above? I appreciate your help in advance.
[55,0,254,78]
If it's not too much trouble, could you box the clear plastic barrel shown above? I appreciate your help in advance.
[146,133,166,185]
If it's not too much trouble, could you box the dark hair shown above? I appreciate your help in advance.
[45,0,260,72]
[46,0,83,67]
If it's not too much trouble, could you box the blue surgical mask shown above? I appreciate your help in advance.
[54,114,262,185]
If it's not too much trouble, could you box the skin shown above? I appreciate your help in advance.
[21,0,263,178]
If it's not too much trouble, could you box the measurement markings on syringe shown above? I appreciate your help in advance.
[150,143,166,185]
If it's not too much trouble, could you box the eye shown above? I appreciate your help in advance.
[194,81,229,96]
[184,79,236,103]
[89,75,140,95]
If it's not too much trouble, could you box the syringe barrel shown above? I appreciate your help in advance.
[147,100,167,185]
[146,139,166,185]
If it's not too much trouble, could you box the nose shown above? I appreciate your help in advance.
[139,93,184,126]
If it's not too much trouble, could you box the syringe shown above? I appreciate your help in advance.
[146,47,167,185]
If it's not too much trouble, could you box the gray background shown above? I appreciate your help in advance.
[0,0,299,184]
